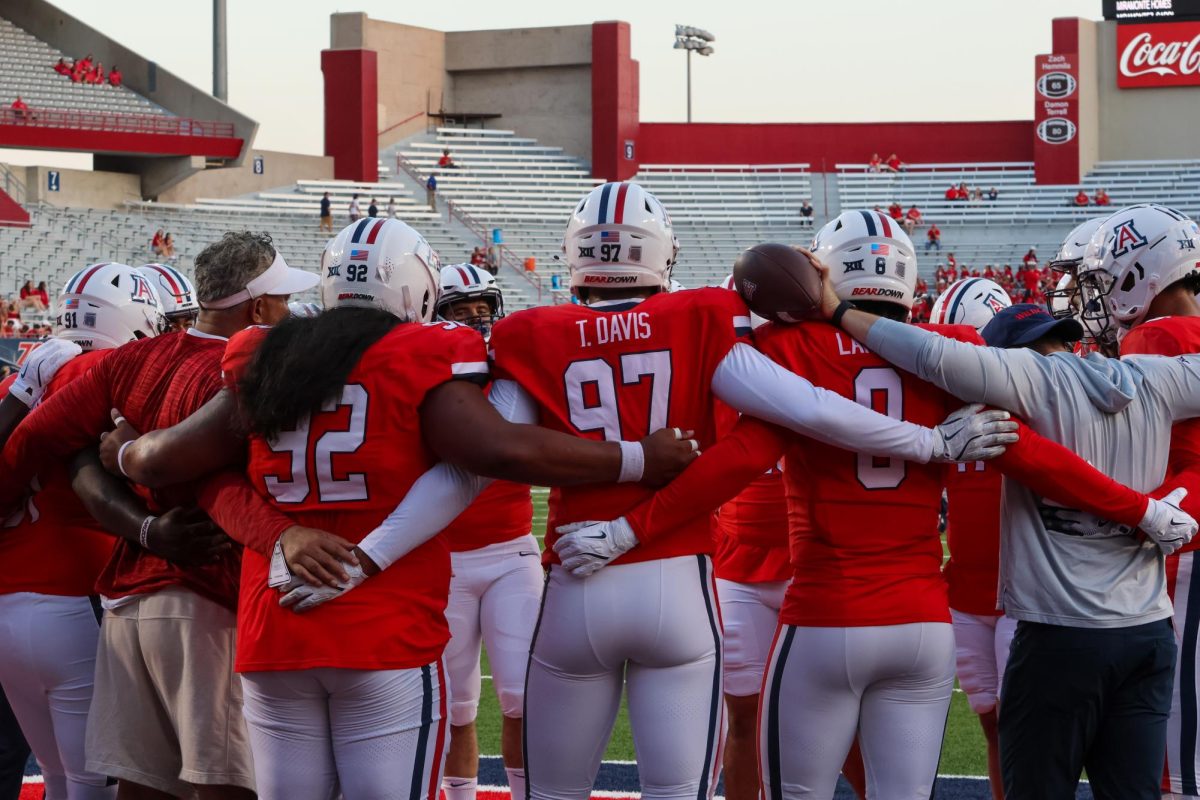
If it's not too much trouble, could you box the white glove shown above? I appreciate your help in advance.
[931,403,1019,463]
[1140,487,1197,556]
[267,538,295,589]
[278,562,369,612]
[9,338,82,408]
[552,517,639,578]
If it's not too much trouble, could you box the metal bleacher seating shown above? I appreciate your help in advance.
[0,18,169,116]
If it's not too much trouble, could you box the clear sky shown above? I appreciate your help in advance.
[31,0,1101,157]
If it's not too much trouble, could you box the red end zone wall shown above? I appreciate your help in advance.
[633,121,1034,168]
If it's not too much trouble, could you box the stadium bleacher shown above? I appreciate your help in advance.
[0,18,168,116]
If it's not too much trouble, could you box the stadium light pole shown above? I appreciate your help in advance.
[674,25,714,123]
[213,0,228,102]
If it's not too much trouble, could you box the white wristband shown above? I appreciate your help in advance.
[617,440,645,483]
[139,515,157,549]
[117,440,134,479]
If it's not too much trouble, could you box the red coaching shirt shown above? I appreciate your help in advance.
[0,350,115,597]
[223,322,489,672]
[0,329,238,608]
[943,460,1003,616]
[489,288,752,567]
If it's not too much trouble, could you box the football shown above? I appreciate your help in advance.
[732,243,823,324]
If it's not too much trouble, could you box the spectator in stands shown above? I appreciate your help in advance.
[427,173,438,211]
[108,66,122,87]
[87,63,105,85]
[470,247,486,267]
[1074,189,1090,206]
[35,282,49,309]
[984,264,996,280]
[162,233,176,259]
[2,320,18,339]
[319,193,333,233]
[946,252,958,271]
[387,197,397,218]
[926,222,941,252]
[1022,247,1039,269]
[987,186,999,201]
[152,229,165,257]
[799,199,814,222]
[349,193,361,222]
[10,96,28,122]
[70,60,84,83]
[867,153,882,173]
[945,183,960,201]
[18,281,44,312]
[53,58,70,76]
[79,54,93,72]
[969,186,983,203]
[368,198,378,218]
[1094,187,1111,206]
[935,264,947,283]
[885,152,904,173]
[438,149,458,169]
[903,204,922,235]
[888,201,903,221]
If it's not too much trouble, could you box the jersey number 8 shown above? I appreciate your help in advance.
[854,367,907,490]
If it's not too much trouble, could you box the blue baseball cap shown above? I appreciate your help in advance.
[981,303,1084,349]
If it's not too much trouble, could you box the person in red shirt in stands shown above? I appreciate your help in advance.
[984,264,996,280]
[1094,188,1110,206]
[0,234,319,800]
[945,184,958,201]
[1074,189,1090,207]
[888,201,903,221]
[926,223,941,252]
[904,204,923,235]
[1022,248,1039,270]
[108,66,122,87]
[9,97,27,121]
[88,63,105,85]
[53,58,69,76]
[867,153,882,173]
[886,152,904,172]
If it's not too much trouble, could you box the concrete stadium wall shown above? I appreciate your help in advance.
[445,26,593,162]
[158,150,333,204]
[20,165,139,209]
[332,14,446,149]
[1093,20,1200,161]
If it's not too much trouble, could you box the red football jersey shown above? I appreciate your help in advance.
[942,460,1003,616]
[754,321,979,628]
[0,329,232,608]
[0,350,115,597]
[714,468,791,584]
[1122,316,1200,555]
[489,288,752,566]
[442,480,533,552]
[225,322,489,672]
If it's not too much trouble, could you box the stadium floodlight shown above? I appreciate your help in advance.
[674,24,715,123]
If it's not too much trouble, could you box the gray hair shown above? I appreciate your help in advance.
[194,232,276,303]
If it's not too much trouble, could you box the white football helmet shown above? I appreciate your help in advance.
[1076,204,1200,342]
[437,264,504,338]
[57,262,165,350]
[137,263,198,322]
[812,209,918,310]
[1050,215,1110,273]
[321,218,441,321]
[563,182,679,294]
[288,301,321,318]
[929,278,1012,333]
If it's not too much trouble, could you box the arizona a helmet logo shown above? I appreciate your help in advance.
[1111,220,1148,258]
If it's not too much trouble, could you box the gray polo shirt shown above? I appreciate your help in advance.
[866,318,1200,628]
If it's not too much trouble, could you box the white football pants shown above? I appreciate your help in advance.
[240,662,448,800]
[0,593,114,800]
[523,555,724,800]
[445,534,542,724]
[715,578,788,698]
[760,622,955,800]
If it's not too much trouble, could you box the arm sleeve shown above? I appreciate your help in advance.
[0,359,113,507]
[626,416,786,542]
[994,418,1148,526]
[195,472,294,558]
[1132,355,1200,423]
[864,318,1051,418]
[356,379,536,571]
[712,342,936,463]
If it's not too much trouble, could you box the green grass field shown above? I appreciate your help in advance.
[472,488,990,775]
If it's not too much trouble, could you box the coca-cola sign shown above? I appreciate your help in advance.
[1117,21,1200,87]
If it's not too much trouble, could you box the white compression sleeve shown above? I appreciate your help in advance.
[356,380,538,571]
[711,342,936,463]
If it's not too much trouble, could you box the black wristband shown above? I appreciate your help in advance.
[831,300,856,327]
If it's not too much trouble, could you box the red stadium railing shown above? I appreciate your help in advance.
[0,107,234,138]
